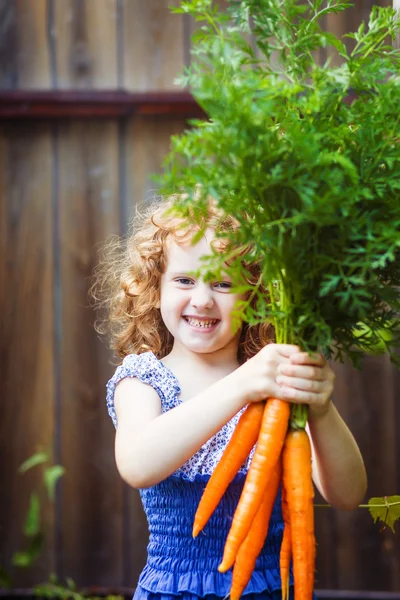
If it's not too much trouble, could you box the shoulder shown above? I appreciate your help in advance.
[106,352,181,428]
[114,376,161,434]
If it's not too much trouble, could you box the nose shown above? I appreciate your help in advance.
[190,282,214,310]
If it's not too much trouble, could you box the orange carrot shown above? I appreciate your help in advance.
[280,483,291,600]
[230,457,282,600]
[193,402,265,537]
[306,469,315,599]
[218,398,290,572]
[282,428,315,600]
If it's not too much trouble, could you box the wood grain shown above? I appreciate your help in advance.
[53,0,118,88]
[324,357,400,590]
[57,120,123,584]
[122,0,185,91]
[126,115,187,211]
[0,1,18,88]
[0,123,55,584]
[15,0,51,87]
[355,356,400,590]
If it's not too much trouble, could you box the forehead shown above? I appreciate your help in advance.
[164,232,214,271]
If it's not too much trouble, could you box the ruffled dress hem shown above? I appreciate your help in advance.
[136,563,292,597]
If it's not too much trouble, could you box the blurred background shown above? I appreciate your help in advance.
[0,0,399,596]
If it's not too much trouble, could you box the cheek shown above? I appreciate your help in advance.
[160,290,186,319]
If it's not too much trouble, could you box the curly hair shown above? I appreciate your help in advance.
[91,195,274,364]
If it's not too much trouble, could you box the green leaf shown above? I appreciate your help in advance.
[158,0,400,367]
[12,551,32,568]
[11,532,44,567]
[66,577,76,590]
[18,451,48,474]
[44,465,65,501]
[319,275,341,297]
[24,492,40,536]
[368,496,400,533]
[35,578,83,600]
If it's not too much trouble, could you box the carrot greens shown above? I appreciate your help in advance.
[159,0,400,367]
[155,2,400,589]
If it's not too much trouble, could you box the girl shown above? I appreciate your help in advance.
[95,195,367,600]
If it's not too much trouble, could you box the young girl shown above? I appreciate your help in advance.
[96,195,367,600]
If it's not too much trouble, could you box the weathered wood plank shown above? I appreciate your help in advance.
[122,0,185,91]
[126,115,187,210]
[0,1,18,88]
[325,357,400,590]
[0,0,52,88]
[355,356,400,591]
[57,120,123,584]
[53,0,118,88]
[0,123,55,584]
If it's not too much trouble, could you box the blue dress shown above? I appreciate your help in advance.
[106,352,306,600]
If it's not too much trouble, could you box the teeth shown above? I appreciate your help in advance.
[185,318,218,328]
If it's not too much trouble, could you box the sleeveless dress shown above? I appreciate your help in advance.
[106,352,315,600]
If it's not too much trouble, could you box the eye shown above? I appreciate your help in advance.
[214,281,233,290]
[175,277,194,286]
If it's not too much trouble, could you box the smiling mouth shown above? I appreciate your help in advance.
[183,317,220,329]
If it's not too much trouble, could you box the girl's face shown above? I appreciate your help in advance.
[160,231,246,359]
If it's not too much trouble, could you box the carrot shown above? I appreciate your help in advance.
[230,457,282,600]
[280,483,291,600]
[282,428,315,600]
[192,402,265,537]
[218,398,290,572]
[306,467,316,599]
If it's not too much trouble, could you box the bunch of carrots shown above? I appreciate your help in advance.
[192,398,315,600]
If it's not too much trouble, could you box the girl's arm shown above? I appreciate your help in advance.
[114,343,300,488]
[307,403,367,510]
[114,372,249,489]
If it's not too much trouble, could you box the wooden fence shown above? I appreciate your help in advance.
[0,0,399,593]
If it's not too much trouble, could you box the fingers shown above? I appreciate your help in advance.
[275,344,302,358]
[289,351,326,366]
[275,354,335,409]
[254,344,335,409]
[278,385,329,407]
[277,371,333,397]
[277,363,327,381]
[277,375,326,393]
[270,345,327,366]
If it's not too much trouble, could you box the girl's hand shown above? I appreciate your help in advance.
[238,344,334,418]
[276,351,335,418]
[237,343,305,403]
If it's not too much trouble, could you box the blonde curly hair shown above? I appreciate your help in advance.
[92,195,274,364]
